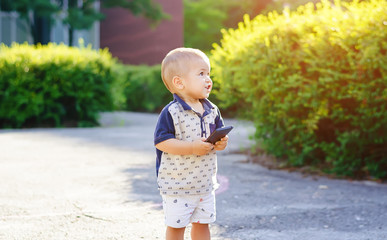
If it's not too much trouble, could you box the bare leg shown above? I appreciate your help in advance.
[191,223,210,240]
[166,226,185,240]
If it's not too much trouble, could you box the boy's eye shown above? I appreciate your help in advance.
[199,72,204,76]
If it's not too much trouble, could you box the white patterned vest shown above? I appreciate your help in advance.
[154,94,224,195]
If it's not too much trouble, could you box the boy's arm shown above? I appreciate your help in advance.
[156,138,214,156]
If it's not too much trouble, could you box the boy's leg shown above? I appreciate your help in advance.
[191,223,210,240]
[166,226,185,240]
[190,192,215,240]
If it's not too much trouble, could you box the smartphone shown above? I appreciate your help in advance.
[205,126,233,144]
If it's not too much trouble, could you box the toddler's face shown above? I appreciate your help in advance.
[182,58,212,100]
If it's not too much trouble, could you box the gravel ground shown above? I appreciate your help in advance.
[0,111,386,240]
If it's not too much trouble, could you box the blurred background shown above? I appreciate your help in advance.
[0,0,314,65]
[1,0,386,181]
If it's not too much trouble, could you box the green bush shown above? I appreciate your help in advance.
[0,42,116,128]
[184,0,229,51]
[184,0,271,52]
[262,0,319,14]
[210,0,387,179]
[115,64,172,112]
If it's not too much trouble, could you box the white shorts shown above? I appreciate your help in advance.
[161,191,216,228]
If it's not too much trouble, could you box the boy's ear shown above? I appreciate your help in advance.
[172,76,184,90]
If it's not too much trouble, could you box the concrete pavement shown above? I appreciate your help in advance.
[0,112,386,240]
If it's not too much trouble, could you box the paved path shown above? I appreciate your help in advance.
[0,112,386,240]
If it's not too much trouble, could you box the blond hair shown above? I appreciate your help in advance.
[161,48,209,93]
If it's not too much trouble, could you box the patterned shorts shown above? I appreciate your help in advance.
[161,191,216,228]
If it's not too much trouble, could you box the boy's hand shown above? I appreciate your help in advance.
[192,137,214,155]
[214,135,229,151]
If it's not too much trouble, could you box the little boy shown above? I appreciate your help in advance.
[154,47,229,240]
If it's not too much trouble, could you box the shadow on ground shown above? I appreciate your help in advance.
[122,166,162,206]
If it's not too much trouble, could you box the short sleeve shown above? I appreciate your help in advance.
[215,107,225,128]
[154,107,175,145]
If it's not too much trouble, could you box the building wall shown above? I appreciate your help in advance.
[100,0,183,65]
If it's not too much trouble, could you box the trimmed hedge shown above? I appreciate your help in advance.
[114,64,172,112]
[210,0,387,179]
[0,43,116,128]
